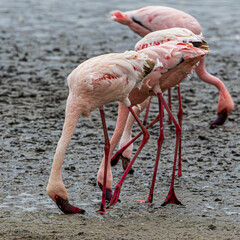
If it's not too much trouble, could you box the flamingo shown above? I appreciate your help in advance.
[111,28,202,177]
[46,50,157,214]
[110,5,234,126]
[97,28,209,207]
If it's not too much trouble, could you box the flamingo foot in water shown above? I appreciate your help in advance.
[177,172,182,177]
[121,156,135,174]
[98,182,113,202]
[161,187,183,206]
[55,195,85,214]
[147,193,153,203]
[210,109,228,126]
[96,203,108,214]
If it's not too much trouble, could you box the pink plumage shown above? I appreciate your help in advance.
[110,6,202,37]
[47,50,156,214]
[67,51,154,117]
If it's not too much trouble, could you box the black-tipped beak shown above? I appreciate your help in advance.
[200,40,209,51]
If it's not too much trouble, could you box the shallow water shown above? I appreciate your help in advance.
[0,0,240,239]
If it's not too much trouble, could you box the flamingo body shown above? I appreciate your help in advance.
[110,6,202,37]
[67,51,154,117]
[47,50,157,213]
[124,28,206,107]
[135,28,203,51]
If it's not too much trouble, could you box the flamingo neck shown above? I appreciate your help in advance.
[50,102,83,179]
[195,56,234,115]
[195,57,225,91]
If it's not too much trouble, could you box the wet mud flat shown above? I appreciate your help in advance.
[0,0,240,239]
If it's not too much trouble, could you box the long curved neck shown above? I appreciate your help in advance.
[195,56,234,115]
[195,56,225,91]
[50,96,82,179]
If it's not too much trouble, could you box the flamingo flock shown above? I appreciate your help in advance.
[46,6,234,214]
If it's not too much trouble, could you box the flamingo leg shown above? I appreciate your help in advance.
[111,114,159,166]
[143,97,152,126]
[168,88,172,125]
[146,101,164,203]
[111,98,149,168]
[156,92,182,206]
[109,106,150,207]
[177,84,183,177]
[119,100,149,173]
[97,108,110,214]
[97,103,129,199]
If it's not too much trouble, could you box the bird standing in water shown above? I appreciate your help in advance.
[97,28,209,207]
[46,51,156,214]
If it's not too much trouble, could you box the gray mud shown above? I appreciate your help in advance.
[0,0,240,239]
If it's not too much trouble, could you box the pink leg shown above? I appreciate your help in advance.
[111,114,159,167]
[156,92,182,206]
[147,101,164,203]
[177,85,183,177]
[109,106,150,207]
[98,103,129,197]
[143,97,152,126]
[97,108,110,214]
[168,88,172,125]
[113,99,150,174]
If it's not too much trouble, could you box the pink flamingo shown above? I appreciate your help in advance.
[97,28,209,207]
[46,51,157,214]
[111,28,199,177]
[98,28,201,199]
[110,5,234,126]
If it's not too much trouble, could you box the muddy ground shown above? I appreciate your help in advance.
[0,0,239,239]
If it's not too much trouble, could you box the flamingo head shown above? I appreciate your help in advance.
[110,11,132,25]
[110,10,151,37]
[210,88,234,126]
